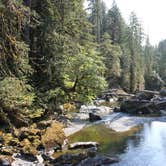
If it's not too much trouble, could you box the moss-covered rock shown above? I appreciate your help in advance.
[20,139,38,156]
[41,121,65,150]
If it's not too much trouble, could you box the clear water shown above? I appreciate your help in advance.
[69,121,166,166]
[112,121,166,166]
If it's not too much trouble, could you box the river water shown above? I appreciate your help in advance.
[69,118,166,166]
[112,121,166,166]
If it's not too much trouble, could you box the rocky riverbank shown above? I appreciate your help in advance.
[1,88,166,165]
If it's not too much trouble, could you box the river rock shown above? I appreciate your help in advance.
[50,147,118,166]
[69,142,99,150]
[135,91,155,100]
[77,105,111,121]
[0,158,11,166]
[120,98,166,115]
[0,146,14,155]
[78,156,119,166]
[12,153,44,166]
[50,147,97,165]
[160,89,166,97]
[80,105,111,115]
[89,113,102,122]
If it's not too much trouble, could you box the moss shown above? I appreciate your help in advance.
[41,121,65,150]
[3,134,14,146]
[20,139,38,155]
[63,103,77,113]
[69,124,141,154]
[0,131,3,136]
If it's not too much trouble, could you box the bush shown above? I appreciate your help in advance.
[0,77,35,127]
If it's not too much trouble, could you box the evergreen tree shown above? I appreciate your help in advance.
[30,0,106,107]
[158,40,166,82]
[0,0,35,127]
[88,0,102,43]
[143,37,156,89]
[128,12,144,92]
[100,33,122,87]
[0,0,32,79]
[106,0,126,44]
[100,1,107,36]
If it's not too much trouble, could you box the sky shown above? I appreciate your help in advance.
[102,0,166,45]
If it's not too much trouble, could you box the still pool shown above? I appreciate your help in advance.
[69,121,166,166]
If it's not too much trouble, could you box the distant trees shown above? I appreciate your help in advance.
[87,0,165,91]
[88,0,103,43]
[158,40,166,82]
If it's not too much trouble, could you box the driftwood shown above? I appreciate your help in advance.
[69,142,99,150]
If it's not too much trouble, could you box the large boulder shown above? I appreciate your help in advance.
[120,98,166,115]
[80,105,111,115]
[135,91,156,100]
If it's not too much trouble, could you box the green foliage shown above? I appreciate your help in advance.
[0,77,36,128]
[88,0,103,43]
[29,0,107,105]
[63,46,107,102]
[0,77,35,109]
[100,33,122,80]
[128,12,144,92]
[106,1,126,44]
[158,40,166,82]
[0,0,32,78]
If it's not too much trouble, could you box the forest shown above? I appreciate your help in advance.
[0,0,166,165]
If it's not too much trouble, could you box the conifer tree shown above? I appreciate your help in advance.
[128,12,144,92]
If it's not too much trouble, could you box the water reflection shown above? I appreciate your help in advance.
[113,121,166,166]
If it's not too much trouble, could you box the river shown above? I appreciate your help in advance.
[69,114,166,166]
[112,121,166,166]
